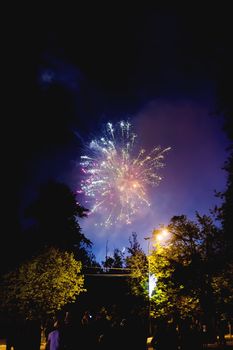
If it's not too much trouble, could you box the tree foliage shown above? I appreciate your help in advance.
[212,261,233,317]
[149,229,200,319]
[0,247,86,321]
[126,215,233,322]
[148,214,231,320]
[125,232,148,298]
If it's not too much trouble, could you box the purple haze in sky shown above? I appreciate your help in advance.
[77,97,229,262]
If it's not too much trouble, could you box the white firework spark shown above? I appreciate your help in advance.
[79,121,171,227]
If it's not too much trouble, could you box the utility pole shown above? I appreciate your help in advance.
[144,227,169,337]
[105,239,109,272]
[144,236,152,336]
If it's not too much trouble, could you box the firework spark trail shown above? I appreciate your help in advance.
[79,121,171,227]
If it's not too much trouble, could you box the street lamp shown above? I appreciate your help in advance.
[144,235,153,337]
[144,226,169,336]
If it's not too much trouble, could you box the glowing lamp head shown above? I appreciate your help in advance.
[161,228,169,237]
[156,228,169,242]
[153,227,170,243]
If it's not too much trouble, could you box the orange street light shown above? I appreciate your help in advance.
[144,226,170,336]
[155,227,169,242]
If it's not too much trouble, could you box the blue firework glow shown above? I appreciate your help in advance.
[79,121,171,227]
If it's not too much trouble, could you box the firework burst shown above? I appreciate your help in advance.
[79,121,171,227]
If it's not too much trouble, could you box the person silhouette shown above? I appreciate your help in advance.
[46,320,62,350]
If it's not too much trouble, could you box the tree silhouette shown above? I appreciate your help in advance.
[214,37,233,263]
[24,180,95,265]
[101,248,125,270]
[216,148,233,262]
[126,232,148,297]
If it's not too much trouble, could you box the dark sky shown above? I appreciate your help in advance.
[6,5,232,262]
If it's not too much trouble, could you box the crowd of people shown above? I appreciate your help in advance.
[44,308,230,350]
[44,306,147,350]
[150,317,230,350]
[3,306,229,349]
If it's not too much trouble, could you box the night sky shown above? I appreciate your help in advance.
[6,5,232,263]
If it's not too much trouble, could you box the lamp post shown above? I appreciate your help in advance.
[144,226,169,336]
[144,235,153,337]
